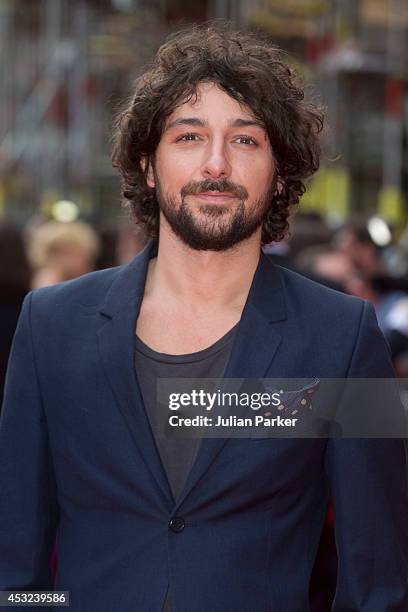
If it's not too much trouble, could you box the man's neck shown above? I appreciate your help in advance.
[146,227,262,312]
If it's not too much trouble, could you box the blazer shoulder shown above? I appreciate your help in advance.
[275,264,365,319]
[29,265,124,313]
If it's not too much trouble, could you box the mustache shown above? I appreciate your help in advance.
[180,179,248,201]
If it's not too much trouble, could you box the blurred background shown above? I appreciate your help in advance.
[3,0,408,410]
[1,0,408,223]
[1,1,408,609]
[4,2,408,374]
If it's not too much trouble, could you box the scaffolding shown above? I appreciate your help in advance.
[1,0,408,222]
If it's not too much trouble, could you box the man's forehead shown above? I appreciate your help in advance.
[165,84,265,131]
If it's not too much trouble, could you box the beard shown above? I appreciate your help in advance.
[154,173,275,252]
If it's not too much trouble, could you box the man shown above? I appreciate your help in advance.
[1,22,407,611]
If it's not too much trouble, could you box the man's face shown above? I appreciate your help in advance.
[146,82,276,251]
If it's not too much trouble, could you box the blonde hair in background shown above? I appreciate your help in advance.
[28,221,100,271]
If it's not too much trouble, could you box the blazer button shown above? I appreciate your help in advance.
[169,517,185,533]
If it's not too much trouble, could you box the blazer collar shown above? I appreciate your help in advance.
[99,239,158,319]
[99,239,286,324]
[97,240,287,511]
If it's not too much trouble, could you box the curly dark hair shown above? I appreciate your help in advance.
[112,21,324,244]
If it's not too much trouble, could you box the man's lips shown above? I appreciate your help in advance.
[189,191,238,202]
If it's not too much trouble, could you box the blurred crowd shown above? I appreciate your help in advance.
[265,212,408,375]
[0,216,147,403]
[2,211,408,405]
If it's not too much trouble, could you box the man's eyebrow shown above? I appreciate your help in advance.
[229,118,266,130]
[165,117,209,130]
[165,117,266,131]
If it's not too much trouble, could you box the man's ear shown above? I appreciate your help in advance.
[140,156,155,188]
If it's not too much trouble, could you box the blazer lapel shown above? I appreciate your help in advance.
[173,253,286,511]
[97,241,175,510]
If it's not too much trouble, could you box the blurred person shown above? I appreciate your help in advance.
[381,297,408,362]
[335,218,385,281]
[0,220,31,406]
[382,226,408,279]
[295,245,377,299]
[306,249,354,288]
[28,220,100,288]
[263,213,337,288]
[1,22,407,612]
[288,211,333,260]
[334,220,408,340]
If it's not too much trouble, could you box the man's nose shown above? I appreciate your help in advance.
[200,141,232,179]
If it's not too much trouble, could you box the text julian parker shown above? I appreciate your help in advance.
[168,415,298,428]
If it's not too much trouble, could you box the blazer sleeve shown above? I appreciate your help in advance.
[325,301,408,611]
[0,292,59,590]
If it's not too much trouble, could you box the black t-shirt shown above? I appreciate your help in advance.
[134,324,238,611]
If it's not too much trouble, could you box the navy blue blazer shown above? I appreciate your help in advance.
[1,241,407,611]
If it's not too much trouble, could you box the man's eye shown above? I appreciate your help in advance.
[235,136,257,145]
[176,133,200,142]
